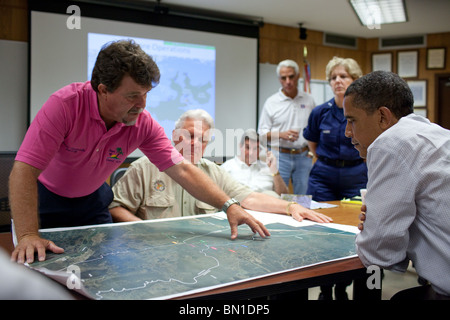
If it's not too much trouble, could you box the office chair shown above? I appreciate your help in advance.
[110,167,128,186]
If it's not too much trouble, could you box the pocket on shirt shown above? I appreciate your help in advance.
[195,200,217,213]
[145,193,176,207]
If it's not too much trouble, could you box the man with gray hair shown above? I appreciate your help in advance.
[109,109,332,224]
[344,71,450,299]
[221,129,289,196]
[258,59,315,195]
[9,40,269,264]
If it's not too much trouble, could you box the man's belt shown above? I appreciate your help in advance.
[270,146,309,154]
[318,156,364,168]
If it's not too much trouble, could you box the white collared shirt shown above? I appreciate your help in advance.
[356,114,450,295]
[258,88,315,148]
[221,156,274,193]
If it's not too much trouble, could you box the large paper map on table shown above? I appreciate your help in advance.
[29,212,357,299]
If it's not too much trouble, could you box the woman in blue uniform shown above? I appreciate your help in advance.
[303,57,367,202]
[304,57,367,300]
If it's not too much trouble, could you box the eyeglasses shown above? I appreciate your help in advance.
[279,74,296,81]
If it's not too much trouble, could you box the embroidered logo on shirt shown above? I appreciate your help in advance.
[108,147,124,161]
[301,104,306,109]
[153,180,166,192]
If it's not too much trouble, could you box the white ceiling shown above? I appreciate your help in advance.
[140,0,450,39]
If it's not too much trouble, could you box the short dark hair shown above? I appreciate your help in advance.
[344,71,414,119]
[90,39,160,93]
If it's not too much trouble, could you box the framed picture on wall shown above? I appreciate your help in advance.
[407,80,427,107]
[372,52,392,72]
[414,108,427,118]
[426,47,446,69]
[397,50,419,78]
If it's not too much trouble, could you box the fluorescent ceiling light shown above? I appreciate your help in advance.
[349,0,407,27]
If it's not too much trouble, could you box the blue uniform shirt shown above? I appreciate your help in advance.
[303,98,361,161]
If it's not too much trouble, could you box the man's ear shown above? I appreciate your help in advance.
[378,106,397,130]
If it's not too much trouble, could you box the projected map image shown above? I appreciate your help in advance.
[30,214,357,300]
[88,33,215,138]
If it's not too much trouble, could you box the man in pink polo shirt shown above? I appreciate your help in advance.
[9,40,269,264]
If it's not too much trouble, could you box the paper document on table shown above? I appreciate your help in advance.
[28,211,357,300]
[281,194,338,209]
[310,200,338,209]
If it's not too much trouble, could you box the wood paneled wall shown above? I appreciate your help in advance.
[2,0,449,122]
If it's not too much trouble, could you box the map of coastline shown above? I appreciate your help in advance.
[29,213,357,300]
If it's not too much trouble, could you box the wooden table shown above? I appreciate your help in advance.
[0,201,378,300]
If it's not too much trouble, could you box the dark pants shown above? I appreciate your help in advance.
[38,181,113,229]
[307,159,367,202]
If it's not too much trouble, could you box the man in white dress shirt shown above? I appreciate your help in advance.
[221,129,289,196]
[258,60,315,194]
[343,70,450,300]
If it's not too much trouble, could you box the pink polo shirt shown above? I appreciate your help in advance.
[16,81,184,198]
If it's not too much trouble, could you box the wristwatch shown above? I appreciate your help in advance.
[222,198,240,213]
